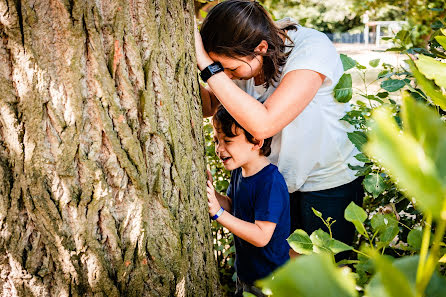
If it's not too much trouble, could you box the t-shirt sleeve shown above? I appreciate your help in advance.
[254,177,289,223]
[282,29,343,88]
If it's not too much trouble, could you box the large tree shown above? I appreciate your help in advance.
[0,0,220,296]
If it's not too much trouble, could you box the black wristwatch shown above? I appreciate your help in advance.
[200,61,224,82]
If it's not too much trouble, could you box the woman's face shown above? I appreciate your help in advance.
[209,52,263,81]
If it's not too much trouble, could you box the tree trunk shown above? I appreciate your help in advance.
[0,0,220,296]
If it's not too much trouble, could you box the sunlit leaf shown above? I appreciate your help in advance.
[415,55,446,89]
[258,254,358,297]
[345,202,368,236]
[407,59,446,110]
[365,94,446,220]
[287,229,313,255]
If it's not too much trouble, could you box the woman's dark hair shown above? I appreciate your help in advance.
[200,0,296,88]
[212,105,272,157]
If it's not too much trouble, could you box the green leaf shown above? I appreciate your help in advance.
[415,54,446,89]
[328,238,353,254]
[435,36,446,49]
[381,79,406,92]
[431,20,445,29]
[310,229,332,254]
[377,92,389,98]
[347,131,367,152]
[366,254,416,297]
[407,228,422,250]
[407,59,446,110]
[366,256,446,297]
[257,253,358,297]
[340,54,357,71]
[345,202,368,236]
[333,73,353,103]
[243,293,256,297]
[354,153,370,163]
[287,229,313,255]
[369,59,380,68]
[370,213,399,243]
[364,94,446,220]
[312,207,323,219]
[363,173,387,198]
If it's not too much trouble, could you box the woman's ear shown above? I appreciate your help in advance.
[254,40,268,54]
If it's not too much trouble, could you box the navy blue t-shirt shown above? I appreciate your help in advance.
[226,163,290,284]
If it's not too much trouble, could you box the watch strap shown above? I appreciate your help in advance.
[200,61,224,82]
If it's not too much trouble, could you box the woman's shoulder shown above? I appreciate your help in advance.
[288,26,332,46]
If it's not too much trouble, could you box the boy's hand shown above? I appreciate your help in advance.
[207,180,221,216]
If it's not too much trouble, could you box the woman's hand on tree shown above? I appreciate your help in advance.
[206,180,221,216]
[194,19,214,70]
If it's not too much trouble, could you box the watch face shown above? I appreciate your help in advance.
[209,64,222,74]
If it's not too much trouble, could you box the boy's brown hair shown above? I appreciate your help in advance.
[212,105,272,157]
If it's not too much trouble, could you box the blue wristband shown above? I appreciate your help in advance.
[211,207,224,220]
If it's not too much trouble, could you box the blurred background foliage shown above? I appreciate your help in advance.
[196,0,446,45]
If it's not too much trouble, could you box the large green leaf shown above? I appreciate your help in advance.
[415,55,446,89]
[340,54,357,71]
[366,255,416,297]
[407,59,446,110]
[363,173,387,198]
[381,79,406,92]
[287,229,313,255]
[258,254,358,297]
[344,202,368,236]
[365,94,446,220]
[334,73,353,103]
[401,92,446,181]
[366,256,446,297]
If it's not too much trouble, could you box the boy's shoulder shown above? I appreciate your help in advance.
[232,164,288,193]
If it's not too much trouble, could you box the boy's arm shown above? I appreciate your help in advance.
[207,181,275,247]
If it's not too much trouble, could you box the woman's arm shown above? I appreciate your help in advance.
[200,84,220,117]
[206,69,325,140]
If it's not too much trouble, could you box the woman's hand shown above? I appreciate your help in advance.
[207,180,221,216]
[194,19,214,70]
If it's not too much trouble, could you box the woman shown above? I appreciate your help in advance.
[196,0,363,256]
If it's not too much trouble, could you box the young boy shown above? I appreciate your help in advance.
[207,105,290,297]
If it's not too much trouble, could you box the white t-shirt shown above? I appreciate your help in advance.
[234,21,362,192]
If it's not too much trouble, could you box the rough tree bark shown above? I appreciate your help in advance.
[0,0,220,296]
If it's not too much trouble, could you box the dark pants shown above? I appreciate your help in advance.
[234,277,266,297]
[290,177,364,259]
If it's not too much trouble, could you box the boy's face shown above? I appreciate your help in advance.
[213,125,261,171]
